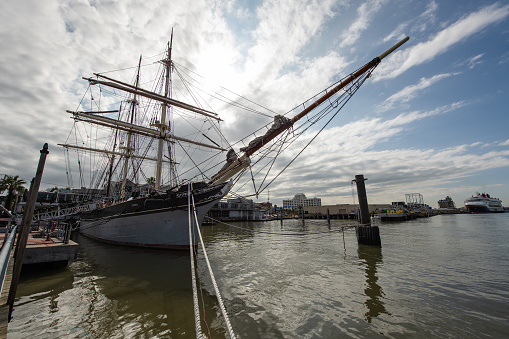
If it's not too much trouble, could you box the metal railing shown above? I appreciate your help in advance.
[0,225,18,295]
[42,221,72,244]
[32,203,97,222]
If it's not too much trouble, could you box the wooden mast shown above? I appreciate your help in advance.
[246,36,410,158]
[61,111,225,150]
[209,36,410,185]
[119,56,142,199]
[85,74,221,121]
[156,32,173,191]
[106,104,121,197]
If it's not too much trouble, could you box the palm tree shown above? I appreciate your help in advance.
[0,175,27,211]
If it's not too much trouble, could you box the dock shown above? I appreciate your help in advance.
[373,212,418,221]
[0,239,14,338]
[6,231,78,267]
[0,227,78,337]
[0,228,78,268]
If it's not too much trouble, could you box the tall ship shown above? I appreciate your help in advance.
[59,33,409,249]
[464,192,504,213]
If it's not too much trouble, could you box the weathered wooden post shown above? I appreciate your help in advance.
[353,174,381,246]
[8,143,49,319]
[326,208,330,227]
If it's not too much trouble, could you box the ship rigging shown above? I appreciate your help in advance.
[58,34,409,248]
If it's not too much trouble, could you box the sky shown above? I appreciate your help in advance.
[1,0,509,209]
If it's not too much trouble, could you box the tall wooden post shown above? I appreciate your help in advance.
[353,175,371,225]
[8,143,49,319]
[353,174,381,247]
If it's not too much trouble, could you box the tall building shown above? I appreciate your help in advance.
[283,193,321,209]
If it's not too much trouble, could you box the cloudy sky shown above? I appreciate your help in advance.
[1,0,509,208]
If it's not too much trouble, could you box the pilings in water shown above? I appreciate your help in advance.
[7,143,49,320]
[356,225,381,246]
[352,174,381,247]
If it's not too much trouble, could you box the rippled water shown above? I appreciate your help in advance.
[7,213,509,338]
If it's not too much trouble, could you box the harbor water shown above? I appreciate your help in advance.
[7,213,509,338]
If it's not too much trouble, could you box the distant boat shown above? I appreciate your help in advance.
[464,192,504,213]
[438,196,455,209]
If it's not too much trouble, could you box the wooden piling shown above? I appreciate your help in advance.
[7,143,49,320]
[352,174,381,247]
[356,225,381,246]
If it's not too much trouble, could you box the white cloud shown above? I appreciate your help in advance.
[468,53,485,69]
[378,72,459,111]
[376,3,509,80]
[340,0,387,48]
[249,103,509,204]
[413,0,438,33]
[383,1,437,43]
[248,0,337,73]
[383,22,409,43]
[1,0,508,208]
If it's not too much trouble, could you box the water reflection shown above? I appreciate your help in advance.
[10,215,509,337]
[16,267,74,308]
[357,244,388,323]
[75,234,225,336]
[14,234,229,338]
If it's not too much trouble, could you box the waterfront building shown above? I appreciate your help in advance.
[438,196,455,209]
[208,198,266,221]
[283,193,321,209]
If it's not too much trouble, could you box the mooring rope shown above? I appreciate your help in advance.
[191,193,236,339]
[188,184,204,339]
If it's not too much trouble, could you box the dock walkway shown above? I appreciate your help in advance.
[0,245,14,338]
[0,230,78,266]
[0,229,78,337]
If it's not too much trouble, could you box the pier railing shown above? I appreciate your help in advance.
[0,226,18,295]
[41,221,72,244]
[31,203,97,222]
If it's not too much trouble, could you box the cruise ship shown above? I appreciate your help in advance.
[464,192,504,213]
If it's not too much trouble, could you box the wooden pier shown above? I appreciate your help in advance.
[0,242,14,338]
[1,230,78,267]
[0,228,78,337]
[0,143,80,337]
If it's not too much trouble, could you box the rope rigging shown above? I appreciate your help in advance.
[237,63,379,198]
[60,37,387,205]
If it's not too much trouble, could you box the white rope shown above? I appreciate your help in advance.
[188,183,204,339]
[191,193,236,339]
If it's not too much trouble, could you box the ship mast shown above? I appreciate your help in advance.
[120,56,142,199]
[61,36,227,196]
[156,32,173,191]
[106,104,121,197]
